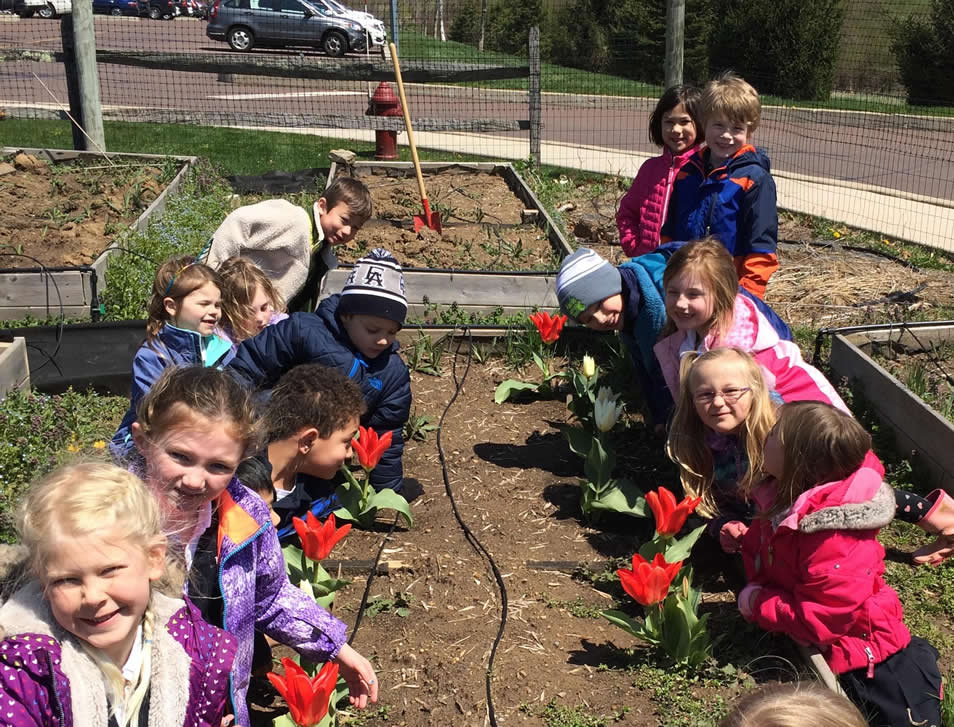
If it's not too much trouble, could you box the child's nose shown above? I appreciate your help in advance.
[179,470,205,492]
[81,580,107,606]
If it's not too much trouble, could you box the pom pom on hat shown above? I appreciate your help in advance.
[555,248,621,320]
[338,248,407,325]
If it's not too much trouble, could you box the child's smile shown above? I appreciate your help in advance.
[665,271,713,334]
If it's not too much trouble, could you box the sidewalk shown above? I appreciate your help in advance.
[236,125,954,254]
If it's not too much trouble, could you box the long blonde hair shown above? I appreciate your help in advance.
[666,348,776,518]
[18,462,166,727]
[719,683,867,727]
[216,256,285,343]
[761,401,871,519]
[661,238,739,340]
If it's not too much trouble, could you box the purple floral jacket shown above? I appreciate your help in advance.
[202,479,347,727]
[0,584,236,727]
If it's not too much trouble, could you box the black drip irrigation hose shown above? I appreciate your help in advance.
[348,513,400,645]
[0,249,66,374]
[436,327,507,727]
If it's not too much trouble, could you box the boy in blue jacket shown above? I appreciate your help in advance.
[662,72,779,299]
[228,248,411,522]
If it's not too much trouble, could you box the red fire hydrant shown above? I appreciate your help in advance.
[367,82,402,161]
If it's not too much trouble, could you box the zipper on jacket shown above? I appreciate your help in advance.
[42,649,67,725]
[864,646,875,678]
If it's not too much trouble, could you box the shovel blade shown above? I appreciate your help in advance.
[413,211,442,234]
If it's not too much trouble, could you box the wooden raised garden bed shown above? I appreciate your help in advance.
[829,322,954,493]
[0,148,196,321]
[0,337,29,397]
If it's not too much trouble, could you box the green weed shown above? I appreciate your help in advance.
[364,591,412,618]
[403,411,438,442]
[543,594,605,619]
[530,699,628,727]
[403,333,445,376]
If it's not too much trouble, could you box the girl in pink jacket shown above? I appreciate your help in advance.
[616,85,702,257]
[739,401,942,727]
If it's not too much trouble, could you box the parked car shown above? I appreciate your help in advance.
[312,0,384,48]
[179,0,206,18]
[206,0,368,55]
[140,0,177,18]
[92,0,140,15]
[17,0,70,17]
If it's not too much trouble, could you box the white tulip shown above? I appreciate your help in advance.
[582,355,596,379]
[594,387,623,432]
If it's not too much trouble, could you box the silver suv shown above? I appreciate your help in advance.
[206,0,368,56]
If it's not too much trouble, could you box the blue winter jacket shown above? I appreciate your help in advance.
[111,324,234,456]
[663,145,778,259]
[227,294,411,493]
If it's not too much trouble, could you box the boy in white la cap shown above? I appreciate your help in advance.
[229,248,411,493]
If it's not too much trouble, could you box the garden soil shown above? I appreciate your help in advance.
[1,152,168,269]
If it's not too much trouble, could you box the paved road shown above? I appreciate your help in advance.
[2,15,953,201]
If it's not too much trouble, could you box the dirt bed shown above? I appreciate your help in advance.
[334,167,562,271]
[270,355,803,727]
[0,152,172,269]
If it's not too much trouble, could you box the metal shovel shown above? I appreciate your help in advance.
[388,42,442,234]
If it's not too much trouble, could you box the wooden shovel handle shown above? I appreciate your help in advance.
[388,42,428,205]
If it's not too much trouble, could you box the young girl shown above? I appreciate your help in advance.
[215,256,288,352]
[111,255,233,456]
[718,683,868,727]
[0,461,237,726]
[653,237,846,410]
[617,85,702,257]
[123,365,377,727]
[739,401,942,727]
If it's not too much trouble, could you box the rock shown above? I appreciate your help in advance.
[573,213,608,243]
[329,149,357,165]
[0,544,29,602]
[0,162,15,177]
[14,152,45,172]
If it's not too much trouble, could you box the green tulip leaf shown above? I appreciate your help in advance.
[600,609,642,639]
[664,524,707,562]
[494,379,539,404]
[589,483,648,519]
[368,488,414,527]
[561,424,593,457]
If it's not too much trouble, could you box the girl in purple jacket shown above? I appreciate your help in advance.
[616,85,702,257]
[124,366,377,727]
[0,461,236,727]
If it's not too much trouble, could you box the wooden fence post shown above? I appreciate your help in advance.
[60,0,105,151]
[664,0,684,89]
[529,26,541,166]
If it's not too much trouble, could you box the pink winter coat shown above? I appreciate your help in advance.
[653,294,849,410]
[617,145,699,257]
[741,452,910,674]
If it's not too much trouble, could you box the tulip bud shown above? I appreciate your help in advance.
[582,355,596,379]
[594,386,623,432]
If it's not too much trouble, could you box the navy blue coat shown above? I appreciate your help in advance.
[228,295,411,492]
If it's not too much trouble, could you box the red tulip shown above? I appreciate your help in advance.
[267,658,339,726]
[646,486,702,536]
[293,511,351,562]
[352,425,392,471]
[617,552,682,607]
[530,311,567,344]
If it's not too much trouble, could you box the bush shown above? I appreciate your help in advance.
[485,0,546,56]
[708,0,843,101]
[448,0,480,45]
[546,0,711,85]
[892,0,954,106]
[0,388,127,543]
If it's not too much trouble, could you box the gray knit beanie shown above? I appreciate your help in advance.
[555,248,622,320]
[338,248,407,325]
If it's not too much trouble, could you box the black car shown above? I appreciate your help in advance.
[140,0,177,18]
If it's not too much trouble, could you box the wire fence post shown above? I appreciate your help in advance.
[529,25,541,166]
[60,1,105,151]
[389,0,399,54]
[664,0,685,88]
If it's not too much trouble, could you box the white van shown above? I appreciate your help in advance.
[20,0,71,17]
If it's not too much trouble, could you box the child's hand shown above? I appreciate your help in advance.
[719,521,748,553]
[737,583,762,620]
[334,643,379,710]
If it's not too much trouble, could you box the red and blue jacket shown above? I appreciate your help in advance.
[663,145,779,298]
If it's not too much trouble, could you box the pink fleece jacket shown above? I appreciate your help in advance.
[616,145,699,257]
[741,452,910,674]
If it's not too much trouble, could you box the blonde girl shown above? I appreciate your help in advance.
[653,238,847,410]
[739,402,942,727]
[125,366,377,727]
[718,683,867,727]
[111,255,233,457]
[0,462,236,726]
[617,85,702,257]
[215,256,287,349]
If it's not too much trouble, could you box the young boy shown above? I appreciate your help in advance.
[555,245,790,430]
[206,176,373,309]
[662,72,779,298]
[228,248,411,499]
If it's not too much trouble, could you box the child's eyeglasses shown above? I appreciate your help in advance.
[694,387,751,405]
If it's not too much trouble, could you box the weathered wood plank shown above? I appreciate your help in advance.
[830,333,954,493]
[0,271,92,308]
[0,338,30,396]
[0,48,529,83]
